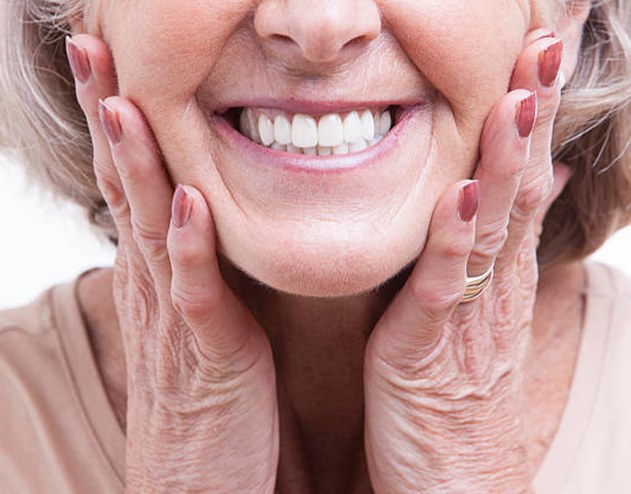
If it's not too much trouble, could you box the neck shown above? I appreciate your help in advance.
[77,260,585,493]
[218,259,408,492]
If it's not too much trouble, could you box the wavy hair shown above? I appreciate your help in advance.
[1,0,630,266]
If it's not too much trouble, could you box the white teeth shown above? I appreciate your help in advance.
[318,146,332,156]
[258,114,274,146]
[343,111,363,143]
[274,114,292,145]
[349,139,368,153]
[240,109,261,143]
[292,114,318,148]
[239,108,394,156]
[318,113,344,147]
[333,143,350,155]
[378,111,392,136]
[368,135,383,146]
[360,110,375,141]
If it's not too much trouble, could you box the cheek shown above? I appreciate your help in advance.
[105,0,252,108]
[382,0,527,132]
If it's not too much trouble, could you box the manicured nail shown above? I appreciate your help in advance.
[538,39,563,87]
[98,99,122,145]
[65,36,92,84]
[459,181,480,223]
[516,92,537,139]
[172,185,193,228]
[531,29,556,43]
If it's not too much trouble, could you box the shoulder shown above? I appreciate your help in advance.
[0,288,56,340]
[584,261,631,302]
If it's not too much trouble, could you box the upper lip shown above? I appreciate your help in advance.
[212,98,425,116]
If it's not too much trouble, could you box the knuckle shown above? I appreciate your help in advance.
[170,239,203,268]
[171,284,222,323]
[515,175,553,213]
[132,220,168,261]
[407,282,460,322]
[127,271,159,330]
[441,239,471,260]
[474,222,509,257]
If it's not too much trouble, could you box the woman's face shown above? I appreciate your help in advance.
[93,0,561,296]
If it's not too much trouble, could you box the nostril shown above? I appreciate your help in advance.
[271,34,294,45]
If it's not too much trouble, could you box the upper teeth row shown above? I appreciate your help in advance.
[239,108,393,154]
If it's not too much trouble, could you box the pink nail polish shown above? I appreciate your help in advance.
[98,100,122,145]
[538,40,564,87]
[65,37,92,84]
[459,181,480,223]
[172,185,193,228]
[516,92,537,139]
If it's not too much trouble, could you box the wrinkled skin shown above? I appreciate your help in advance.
[68,0,590,492]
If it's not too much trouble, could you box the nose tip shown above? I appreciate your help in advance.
[255,0,381,65]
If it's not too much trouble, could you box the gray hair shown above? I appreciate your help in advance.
[1,0,630,265]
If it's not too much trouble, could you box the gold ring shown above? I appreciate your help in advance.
[461,265,494,303]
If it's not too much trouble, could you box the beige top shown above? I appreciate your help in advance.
[0,262,629,493]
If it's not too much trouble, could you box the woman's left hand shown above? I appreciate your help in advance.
[364,31,569,493]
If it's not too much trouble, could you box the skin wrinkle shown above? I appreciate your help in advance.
[67,1,593,491]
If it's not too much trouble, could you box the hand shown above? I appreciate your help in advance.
[364,30,569,493]
[66,35,278,493]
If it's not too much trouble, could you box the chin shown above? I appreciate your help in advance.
[221,229,423,298]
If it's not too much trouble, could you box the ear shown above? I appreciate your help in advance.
[552,1,592,83]
[534,161,573,234]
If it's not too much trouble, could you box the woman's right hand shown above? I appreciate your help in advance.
[66,35,279,493]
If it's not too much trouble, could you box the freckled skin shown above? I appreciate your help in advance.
[91,1,541,297]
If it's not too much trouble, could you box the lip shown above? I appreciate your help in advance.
[213,99,423,116]
[211,101,427,173]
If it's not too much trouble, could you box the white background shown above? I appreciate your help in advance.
[1,154,630,310]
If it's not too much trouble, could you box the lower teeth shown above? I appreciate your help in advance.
[265,137,384,156]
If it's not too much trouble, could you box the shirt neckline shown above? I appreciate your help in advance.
[532,262,613,492]
[51,269,126,484]
[47,263,613,491]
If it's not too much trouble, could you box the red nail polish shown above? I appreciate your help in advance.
[65,37,92,84]
[459,181,480,223]
[98,100,122,145]
[172,185,193,228]
[516,92,537,139]
[538,39,563,87]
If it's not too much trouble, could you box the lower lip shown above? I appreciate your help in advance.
[211,105,425,174]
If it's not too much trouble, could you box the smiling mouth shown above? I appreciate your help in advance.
[220,106,400,156]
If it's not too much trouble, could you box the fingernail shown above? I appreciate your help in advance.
[65,36,91,84]
[172,185,193,228]
[538,39,563,87]
[98,99,122,145]
[532,29,556,43]
[516,92,537,139]
[459,181,480,223]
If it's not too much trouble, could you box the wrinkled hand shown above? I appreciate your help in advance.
[67,35,278,493]
[364,30,569,493]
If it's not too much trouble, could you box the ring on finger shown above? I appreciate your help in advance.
[462,265,494,303]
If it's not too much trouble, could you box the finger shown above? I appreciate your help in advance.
[465,90,536,277]
[65,35,126,224]
[167,186,268,362]
[500,38,564,265]
[368,180,478,368]
[99,96,175,294]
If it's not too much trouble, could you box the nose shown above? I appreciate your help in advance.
[254,0,381,66]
